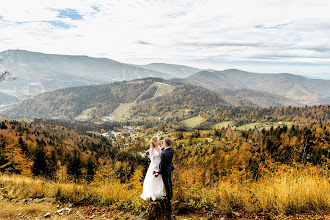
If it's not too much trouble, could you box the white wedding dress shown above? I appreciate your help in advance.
[140,148,164,201]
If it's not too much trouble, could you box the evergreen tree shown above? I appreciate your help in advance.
[67,148,82,180]
[86,157,97,181]
[32,143,48,176]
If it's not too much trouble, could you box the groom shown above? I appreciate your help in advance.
[159,137,175,201]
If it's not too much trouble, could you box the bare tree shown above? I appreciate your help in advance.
[0,70,11,81]
[0,59,15,81]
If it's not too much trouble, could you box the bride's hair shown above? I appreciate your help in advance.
[151,136,159,149]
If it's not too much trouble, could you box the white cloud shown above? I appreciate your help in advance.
[0,0,330,77]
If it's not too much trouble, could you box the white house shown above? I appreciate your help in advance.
[103,117,115,122]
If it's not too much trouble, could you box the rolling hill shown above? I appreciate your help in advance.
[218,89,301,107]
[0,91,19,105]
[184,69,330,105]
[0,78,160,120]
[140,63,201,78]
[0,76,311,125]
[0,50,171,99]
[0,78,229,121]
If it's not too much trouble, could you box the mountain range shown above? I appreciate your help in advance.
[1,49,330,107]
[0,50,171,100]
[139,63,201,78]
[184,69,330,105]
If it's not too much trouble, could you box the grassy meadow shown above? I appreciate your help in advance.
[179,116,207,128]
[1,164,330,218]
[154,82,175,97]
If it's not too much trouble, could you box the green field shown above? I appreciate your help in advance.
[212,121,234,129]
[109,82,175,121]
[179,116,206,128]
[236,122,262,130]
[213,121,294,131]
[75,107,96,121]
[131,115,158,121]
[262,122,293,130]
[235,122,293,131]
[154,82,175,97]
[109,103,134,118]
[163,109,190,118]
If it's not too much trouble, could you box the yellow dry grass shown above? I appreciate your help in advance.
[1,165,330,216]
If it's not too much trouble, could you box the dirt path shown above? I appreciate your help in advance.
[0,198,207,220]
[2,198,330,220]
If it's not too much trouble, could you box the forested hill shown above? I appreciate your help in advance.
[0,77,303,123]
[0,78,162,119]
[0,78,230,121]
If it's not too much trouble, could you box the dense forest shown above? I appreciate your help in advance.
[1,78,162,119]
[0,120,148,183]
[3,115,330,182]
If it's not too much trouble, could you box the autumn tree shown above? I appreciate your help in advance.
[2,143,33,176]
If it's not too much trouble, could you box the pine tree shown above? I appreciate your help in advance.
[86,157,97,181]
[32,143,48,176]
[67,148,82,180]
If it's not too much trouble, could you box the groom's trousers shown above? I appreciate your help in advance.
[162,172,173,200]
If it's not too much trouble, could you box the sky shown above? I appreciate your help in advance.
[0,0,330,79]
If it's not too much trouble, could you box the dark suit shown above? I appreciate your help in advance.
[159,147,175,200]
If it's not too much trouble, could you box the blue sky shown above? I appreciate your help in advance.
[0,0,330,79]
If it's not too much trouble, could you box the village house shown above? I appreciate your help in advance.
[103,117,115,122]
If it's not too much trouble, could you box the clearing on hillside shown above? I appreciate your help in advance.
[213,121,293,130]
[75,107,96,121]
[109,103,134,118]
[236,122,294,131]
[163,109,190,118]
[212,121,234,129]
[107,82,175,120]
[179,116,206,128]
[154,82,175,97]
[236,122,262,130]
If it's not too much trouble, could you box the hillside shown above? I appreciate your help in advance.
[3,77,330,131]
[140,63,201,78]
[0,92,19,105]
[185,69,330,105]
[0,78,161,120]
[219,89,301,107]
[0,50,170,99]
[0,77,231,123]
[130,84,228,117]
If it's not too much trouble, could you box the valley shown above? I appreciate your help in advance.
[2,1,330,219]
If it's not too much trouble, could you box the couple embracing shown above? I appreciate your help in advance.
[141,136,175,202]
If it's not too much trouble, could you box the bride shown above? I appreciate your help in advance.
[140,136,164,201]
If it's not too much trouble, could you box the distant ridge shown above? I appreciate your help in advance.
[0,92,19,105]
[140,63,201,78]
[184,69,330,105]
[1,49,329,106]
[0,49,171,99]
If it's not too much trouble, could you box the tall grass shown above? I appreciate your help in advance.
[1,165,330,215]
